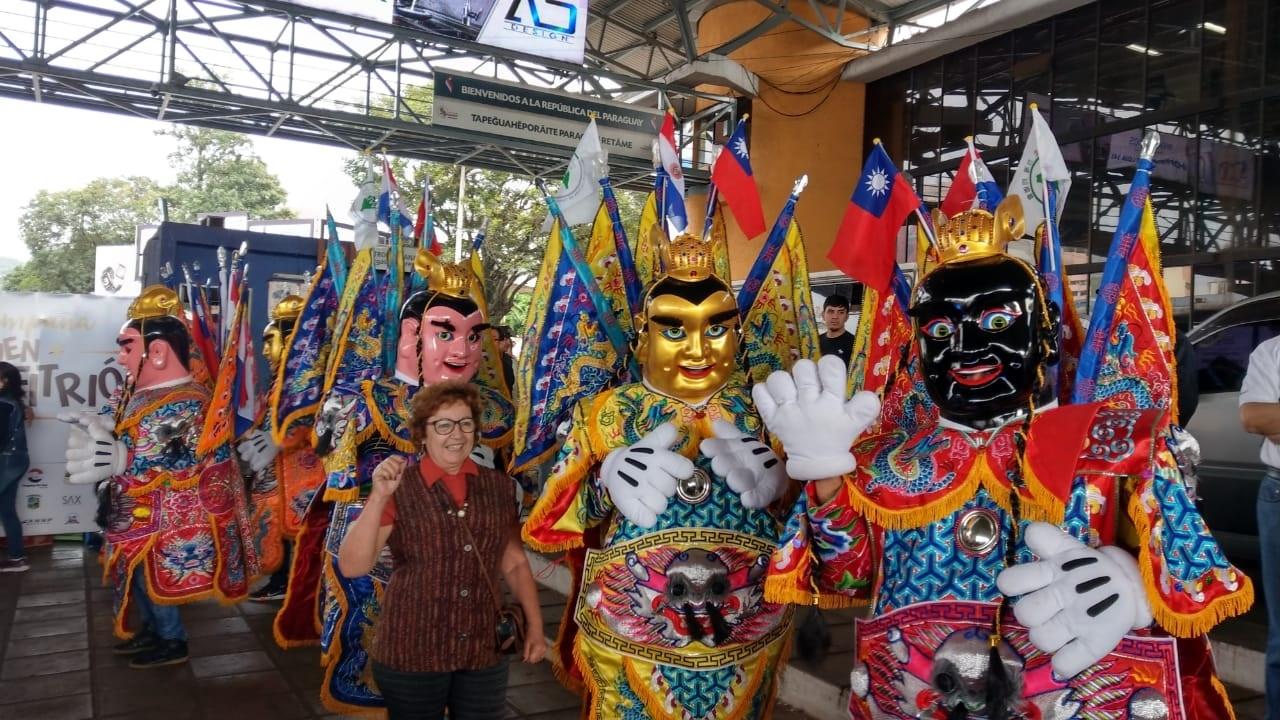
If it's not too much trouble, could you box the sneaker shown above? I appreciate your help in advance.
[249,583,286,602]
[113,631,159,656]
[129,639,188,668]
[0,558,29,573]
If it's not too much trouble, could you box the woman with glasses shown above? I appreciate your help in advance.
[337,380,545,720]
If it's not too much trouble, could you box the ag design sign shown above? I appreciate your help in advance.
[0,294,133,537]
[432,71,662,161]
[287,0,586,64]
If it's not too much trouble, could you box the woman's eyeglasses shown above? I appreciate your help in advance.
[426,418,477,435]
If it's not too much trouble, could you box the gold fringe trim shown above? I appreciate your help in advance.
[572,632,604,720]
[763,574,817,606]
[846,457,1066,532]
[846,467,981,531]
[509,442,557,477]
[271,402,320,446]
[623,658,678,720]
[116,388,206,433]
[520,458,594,553]
[1126,492,1255,638]
[1210,674,1238,720]
[323,486,360,504]
[111,523,254,637]
[362,383,417,454]
[272,528,320,649]
[122,468,198,497]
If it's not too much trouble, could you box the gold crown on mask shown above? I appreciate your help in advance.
[271,295,305,323]
[659,233,718,282]
[128,285,183,321]
[928,195,1025,268]
[413,248,474,300]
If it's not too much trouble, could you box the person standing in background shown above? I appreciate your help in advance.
[494,326,516,390]
[818,294,855,364]
[0,362,31,573]
[1240,334,1280,718]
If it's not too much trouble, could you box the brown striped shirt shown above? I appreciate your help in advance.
[370,460,515,672]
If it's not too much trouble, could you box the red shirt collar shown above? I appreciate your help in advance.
[418,454,479,486]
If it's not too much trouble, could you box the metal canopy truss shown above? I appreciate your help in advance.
[0,0,738,186]
[0,0,998,185]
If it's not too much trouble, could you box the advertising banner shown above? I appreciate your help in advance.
[94,244,142,298]
[431,71,663,161]
[0,294,133,538]
[288,0,586,63]
[1106,129,1255,201]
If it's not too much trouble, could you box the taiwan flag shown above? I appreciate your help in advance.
[709,119,766,239]
[829,143,919,293]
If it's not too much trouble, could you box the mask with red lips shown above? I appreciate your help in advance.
[396,293,487,386]
[911,256,1058,429]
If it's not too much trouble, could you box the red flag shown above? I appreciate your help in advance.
[710,121,766,239]
[829,144,918,293]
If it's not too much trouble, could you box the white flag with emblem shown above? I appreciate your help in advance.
[542,118,606,231]
[1009,108,1071,237]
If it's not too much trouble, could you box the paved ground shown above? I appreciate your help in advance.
[0,541,817,720]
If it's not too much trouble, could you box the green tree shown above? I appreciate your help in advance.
[158,126,293,222]
[4,177,163,292]
[9,127,295,292]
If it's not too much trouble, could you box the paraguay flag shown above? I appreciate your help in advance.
[829,143,919,293]
[655,112,688,235]
[941,137,1004,217]
[378,157,415,236]
[710,119,766,240]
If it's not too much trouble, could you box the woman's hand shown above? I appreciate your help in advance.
[523,633,547,664]
[370,455,407,500]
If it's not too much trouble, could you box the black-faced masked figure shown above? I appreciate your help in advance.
[757,196,1252,720]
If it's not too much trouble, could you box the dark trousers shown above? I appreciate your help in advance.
[0,476,23,560]
[372,660,509,720]
[1260,470,1280,716]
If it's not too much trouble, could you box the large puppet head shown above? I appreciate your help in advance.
[910,196,1059,428]
[635,234,740,405]
[118,285,193,389]
[262,294,304,372]
[395,250,488,386]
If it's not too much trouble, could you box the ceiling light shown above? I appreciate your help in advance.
[1126,43,1163,56]
[1199,21,1227,35]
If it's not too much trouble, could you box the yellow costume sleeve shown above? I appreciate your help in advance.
[522,398,615,553]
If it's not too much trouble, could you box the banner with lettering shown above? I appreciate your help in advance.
[0,293,133,538]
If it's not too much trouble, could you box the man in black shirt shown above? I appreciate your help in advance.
[818,294,855,363]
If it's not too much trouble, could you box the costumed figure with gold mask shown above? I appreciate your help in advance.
[275,246,513,712]
[758,152,1253,719]
[235,295,325,601]
[522,224,815,720]
[63,286,258,668]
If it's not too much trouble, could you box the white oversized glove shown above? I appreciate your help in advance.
[237,429,280,474]
[997,522,1153,679]
[470,443,496,469]
[61,411,127,486]
[699,420,786,509]
[600,423,695,529]
[751,355,881,481]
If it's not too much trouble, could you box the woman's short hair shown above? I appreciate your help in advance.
[409,381,484,445]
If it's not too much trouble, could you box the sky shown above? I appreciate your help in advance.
[0,97,363,262]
